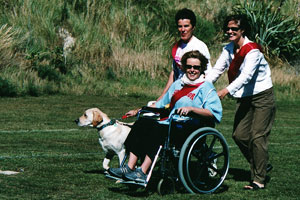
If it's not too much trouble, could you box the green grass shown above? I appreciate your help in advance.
[0,95,299,199]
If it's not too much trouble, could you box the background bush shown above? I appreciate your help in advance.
[0,0,299,99]
[233,0,300,62]
[0,77,17,97]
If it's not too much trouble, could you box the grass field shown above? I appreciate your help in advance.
[0,95,299,199]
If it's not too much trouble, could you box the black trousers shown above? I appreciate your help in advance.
[125,118,168,161]
[124,117,208,161]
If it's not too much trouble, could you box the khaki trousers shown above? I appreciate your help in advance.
[232,87,276,184]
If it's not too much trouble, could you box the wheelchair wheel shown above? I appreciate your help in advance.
[157,177,175,195]
[178,127,229,194]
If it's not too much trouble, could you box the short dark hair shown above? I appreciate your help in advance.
[181,50,208,75]
[175,8,196,27]
[223,14,250,37]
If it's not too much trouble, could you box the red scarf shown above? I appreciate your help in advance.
[169,82,204,110]
[228,42,262,83]
[171,40,182,67]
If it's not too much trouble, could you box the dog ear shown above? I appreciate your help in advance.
[92,111,103,127]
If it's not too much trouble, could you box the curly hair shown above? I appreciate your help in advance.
[181,50,208,75]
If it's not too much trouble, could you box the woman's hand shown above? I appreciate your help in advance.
[125,108,140,117]
[177,107,214,118]
[177,107,193,116]
[217,88,229,100]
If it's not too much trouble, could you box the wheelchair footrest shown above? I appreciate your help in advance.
[106,174,148,187]
[105,174,123,181]
[118,180,148,187]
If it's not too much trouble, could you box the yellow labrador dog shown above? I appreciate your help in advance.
[75,108,132,170]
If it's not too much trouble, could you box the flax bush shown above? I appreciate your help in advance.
[234,0,300,61]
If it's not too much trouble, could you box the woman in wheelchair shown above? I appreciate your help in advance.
[108,50,222,184]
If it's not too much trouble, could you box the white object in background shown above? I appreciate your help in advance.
[0,170,20,175]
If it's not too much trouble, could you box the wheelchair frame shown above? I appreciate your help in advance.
[107,107,230,195]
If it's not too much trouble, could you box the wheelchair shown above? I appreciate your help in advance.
[107,106,230,195]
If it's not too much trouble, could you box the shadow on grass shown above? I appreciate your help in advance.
[107,179,162,197]
[82,169,154,197]
[83,168,231,198]
[106,177,184,197]
[83,169,106,174]
[84,168,231,196]
[213,184,229,194]
[108,185,151,197]
[228,167,272,189]
[228,168,251,182]
[104,168,270,197]
[106,175,230,197]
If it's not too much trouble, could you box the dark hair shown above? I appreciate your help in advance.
[181,50,208,75]
[175,8,196,27]
[223,14,250,37]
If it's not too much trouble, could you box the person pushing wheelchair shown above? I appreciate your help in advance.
[108,50,222,184]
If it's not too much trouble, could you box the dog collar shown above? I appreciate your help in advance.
[96,119,116,131]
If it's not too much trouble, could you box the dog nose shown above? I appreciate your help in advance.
[74,119,79,124]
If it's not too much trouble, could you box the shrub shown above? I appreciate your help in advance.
[27,80,41,97]
[35,65,61,82]
[234,0,300,61]
[0,77,17,97]
[0,24,19,70]
[194,17,217,45]
[25,47,66,82]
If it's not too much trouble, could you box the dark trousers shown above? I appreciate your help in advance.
[232,87,276,184]
[125,118,169,161]
[124,117,203,161]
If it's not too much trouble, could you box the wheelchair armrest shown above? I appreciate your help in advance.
[141,106,168,114]
[139,106,170,119]
[173,109,215,128]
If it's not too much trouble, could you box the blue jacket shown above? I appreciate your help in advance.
[155,80,222,125]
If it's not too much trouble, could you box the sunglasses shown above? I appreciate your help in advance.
[185,65,201,70]
[225,27,240,32]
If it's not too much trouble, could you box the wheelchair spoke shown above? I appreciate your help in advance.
[187,154,208,185]
[191,149,203,160]
[193,165,208,185]
[210,151,225,160]
[208,135,217,151]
